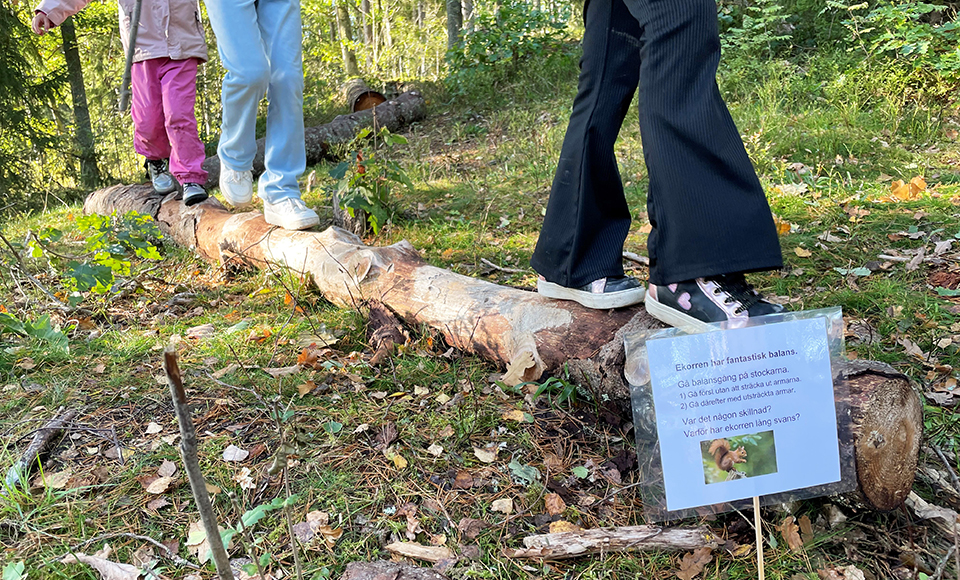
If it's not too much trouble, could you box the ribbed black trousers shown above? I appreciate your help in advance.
[530,0,784,287]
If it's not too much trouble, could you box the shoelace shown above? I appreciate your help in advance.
[145,159,165,174]
[709,274,763,315]
[223,169,250,184]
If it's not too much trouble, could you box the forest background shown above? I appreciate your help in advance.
[2,0,960,578]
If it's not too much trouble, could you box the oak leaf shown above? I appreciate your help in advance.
[676,546,713,580]
[778,516,803,552]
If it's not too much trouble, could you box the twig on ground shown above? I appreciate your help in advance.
[74,532,199,570]
[4,407,78,492]
[622,251,650,266]
[479,257,528,274]
[165,348,234,580]
[931,444,960,491]
[931,544,957,580]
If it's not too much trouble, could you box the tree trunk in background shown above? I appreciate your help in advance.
[335,0,361,77]
[360,0,373,69]
[381,0,393,49]
[60,16,101,189]
[445,0,462,50]
[462,0,474,33]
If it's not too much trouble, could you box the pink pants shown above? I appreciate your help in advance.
[131,57,208,184]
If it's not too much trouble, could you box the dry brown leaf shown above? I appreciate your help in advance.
[544,493,567,516]
[457,518,488,540]
[676,546,713,580]
[297,380,316,396]
[473,447,497,463]
[146,497,170,511]
[491,498,513,514]
[798,514,814,545]
[453,470,474,489]
[157,459,178,478]
[61,543,141,580]
[145,476,174,495]
[778,516,803,552]
[501,350,535,387]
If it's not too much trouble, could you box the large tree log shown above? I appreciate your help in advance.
[83,187,922,511]
[200,90,426,190]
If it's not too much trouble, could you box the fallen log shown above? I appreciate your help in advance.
[82,187,923,511]
[200,90,426,190]
[502,525,717,559]
[343,78,387,112]
[384,542,456,563]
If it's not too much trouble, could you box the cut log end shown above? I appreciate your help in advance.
[850,370,923,511]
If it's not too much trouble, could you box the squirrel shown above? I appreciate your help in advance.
[709,438,747,472]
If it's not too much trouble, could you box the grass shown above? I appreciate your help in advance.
[1,38,959,580]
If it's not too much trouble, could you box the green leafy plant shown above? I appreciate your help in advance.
[0,310,68,352]
[28,210,162,303]
[719,0,794,60]
[329,127,413,236]
[446,0,569,89]
[1,561,25,580]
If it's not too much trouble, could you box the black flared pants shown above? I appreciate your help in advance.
[530,0,783,287]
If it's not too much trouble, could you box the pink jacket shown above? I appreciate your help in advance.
[35,0,208,63]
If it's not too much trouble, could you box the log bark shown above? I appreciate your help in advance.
[83,188,923,511]
[342,561,449,580]
[502,525,717,559]
[384,542,456,563]
[200,91,426,190]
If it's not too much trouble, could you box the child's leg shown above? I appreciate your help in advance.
[255,0,306,203]
[204,0,270,174]
[131,59,172,162]
[158,57,208,185]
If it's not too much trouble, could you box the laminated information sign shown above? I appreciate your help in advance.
[645,316,840,512]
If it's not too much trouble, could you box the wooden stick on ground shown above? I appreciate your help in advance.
[4,407,78,491]
[164,347,234,580]
[502,525,717,559]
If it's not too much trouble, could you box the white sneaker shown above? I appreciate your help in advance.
[263,197,319,231]
[219,163,253,208]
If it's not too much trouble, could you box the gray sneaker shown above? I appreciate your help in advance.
[145,159,177,194]
[537,275,646,309]
[182,183,208,206]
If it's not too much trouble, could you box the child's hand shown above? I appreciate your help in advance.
[32,12,55,35]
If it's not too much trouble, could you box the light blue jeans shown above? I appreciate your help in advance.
[205,0,305,203]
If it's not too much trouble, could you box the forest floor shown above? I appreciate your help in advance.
[2,50,960,580]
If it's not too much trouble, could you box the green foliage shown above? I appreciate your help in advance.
[0,311,68,353]
[446,0,569,90]
[329,127,413,235]
[0,6,66,206]
[719,0,794,60]
[24,211,161,305]
[1,562,25,580]
[830,1,960,94]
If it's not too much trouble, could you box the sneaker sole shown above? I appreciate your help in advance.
[537,279,645,309]
[183,192,209,207]
[263,211,320,231]
[644,293,713,334]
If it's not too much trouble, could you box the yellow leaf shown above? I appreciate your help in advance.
[794,247,812,258]
[548,520,581,533]
[501,409,526,422]
[297,380,316,396]
[391,452,408,469]
[284,292,294,306]
[910,176,927,192]
[774,217,792,235]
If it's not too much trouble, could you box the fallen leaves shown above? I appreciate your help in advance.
[777,516,803,552]
[676,547,713,580]
[888,176,927,202]
[544,493,566,516]
[491,498,513,514]
[291,510,343,549]
[61,544,141,580]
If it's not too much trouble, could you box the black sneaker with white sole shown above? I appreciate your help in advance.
[645,273,785,332]
[537,275,646,309]
[182,183,208,206]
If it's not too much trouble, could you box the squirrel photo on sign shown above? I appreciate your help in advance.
[700,432,779,485]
